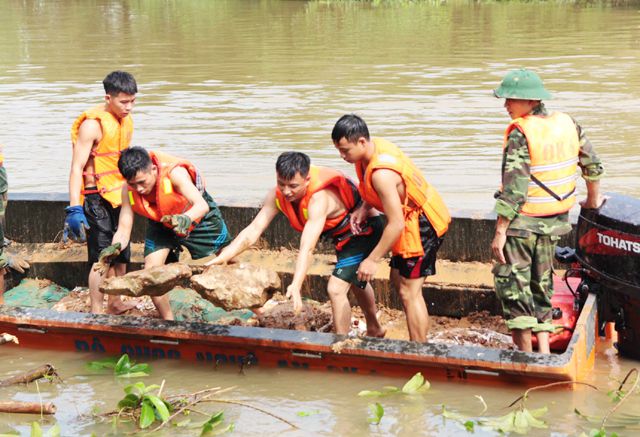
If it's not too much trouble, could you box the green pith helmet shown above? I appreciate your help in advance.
[493,68,552,100]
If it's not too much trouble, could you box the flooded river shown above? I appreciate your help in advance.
[1,0,640,435]
[1,0,639,211]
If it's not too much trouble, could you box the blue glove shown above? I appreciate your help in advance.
[63,205,89,242]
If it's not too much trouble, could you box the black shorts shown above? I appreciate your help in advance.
[84,191,131,264]
[389,214,444,279]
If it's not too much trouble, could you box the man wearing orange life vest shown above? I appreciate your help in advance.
[332,114,451,342]
[66,71,137,315]
[102,147,230,320]
[208,152,385,337]
[492,69,604,353]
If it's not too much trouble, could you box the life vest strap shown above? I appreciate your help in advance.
[81,185,122,196]
[91,150,121,158]
[530,174,576,202]
[81,186,100,195]
[325,214,375,252]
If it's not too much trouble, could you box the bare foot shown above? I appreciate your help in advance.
[367,327,386,338]
[106,297,140,315]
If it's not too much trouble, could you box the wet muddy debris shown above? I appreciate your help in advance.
[257,297,333,331]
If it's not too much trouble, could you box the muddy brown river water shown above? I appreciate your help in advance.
[1,0,640,435]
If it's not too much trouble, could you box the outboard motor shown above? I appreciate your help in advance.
[575,193,640,359]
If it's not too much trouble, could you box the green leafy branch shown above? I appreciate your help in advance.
[86,354,151,378]
[576,368,640,437]
[358,372,430,426]
[358,372,430,397]
[442,381,598,435]
[116,380,172,429]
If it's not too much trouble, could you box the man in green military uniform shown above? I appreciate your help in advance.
[491,69,604,353]
[0,147,30,304]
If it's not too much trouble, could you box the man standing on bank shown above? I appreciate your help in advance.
[65,71,137,314]
[208,152,385,337]
[492,69,604,353]
[102,147,231,320]
[332,114,451,342]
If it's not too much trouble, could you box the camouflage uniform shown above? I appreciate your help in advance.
[0,162,8,267]
[493,103,604,332]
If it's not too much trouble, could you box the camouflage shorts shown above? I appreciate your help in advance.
[492,232,560,333]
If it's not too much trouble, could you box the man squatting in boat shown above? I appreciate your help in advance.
[208,151,386,337]
[332,114,451,342]
[491,69,604,353]
[64,71,138,315]
[98,146,231,320]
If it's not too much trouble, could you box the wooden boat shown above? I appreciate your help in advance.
[0,197,599,386]
[0,275,597,386]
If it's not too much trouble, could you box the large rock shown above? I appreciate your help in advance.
[99,263,193,297]
[190,263,280,310]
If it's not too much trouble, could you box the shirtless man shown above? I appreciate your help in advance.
[65,71,137,314]
[209,152,385,337]
[332,114,451,342]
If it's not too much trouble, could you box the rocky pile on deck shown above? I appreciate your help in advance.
[257,296,333,332]
[51,287,256,324]
[99,263,193,297]
[190,263,281,310]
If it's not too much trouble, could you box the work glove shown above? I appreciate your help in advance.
[0,251,30,274]
[92,243,122,275]
[160,214,192,237]
[63,205,89,243]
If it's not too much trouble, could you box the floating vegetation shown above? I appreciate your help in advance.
[367,403,384,425]
[86,354,151,378]
[29,422,60,437]
[95,382,298,433]
[296,410,320,417]
[116,381,171,429]
[358,372,430,397]
[576,368,640,437]
[442,380,600,434]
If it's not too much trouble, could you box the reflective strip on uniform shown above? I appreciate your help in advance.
[129,191,135,205]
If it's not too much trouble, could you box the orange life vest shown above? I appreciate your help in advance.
[356,137,451,258]
[505,112,579,217]
[128,151,205,232]
[71,106,133,207]
[275,165,359,234]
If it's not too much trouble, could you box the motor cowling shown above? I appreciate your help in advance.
[575,193,640,359]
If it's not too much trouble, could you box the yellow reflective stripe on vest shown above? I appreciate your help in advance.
[528,173,578,188]
[275,198,282,212]
[530,157,578,173]
[162,177,173,194]
[525,193,576,204]
[508,112,580,217]
[129,191,135,206]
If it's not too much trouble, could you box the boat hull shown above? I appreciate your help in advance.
[0,294,597,386]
